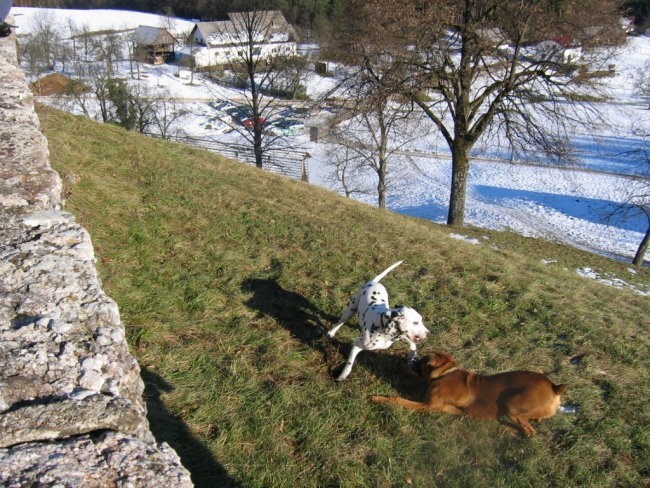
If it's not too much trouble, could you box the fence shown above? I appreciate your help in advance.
[157,135,310,181]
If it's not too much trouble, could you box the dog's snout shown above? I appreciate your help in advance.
[414,330,430,343]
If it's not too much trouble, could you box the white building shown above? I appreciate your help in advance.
[533,39,582,65]
[187,11,299,68]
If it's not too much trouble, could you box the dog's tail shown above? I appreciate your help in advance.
[370,261,403,283]
[553,383,568,395]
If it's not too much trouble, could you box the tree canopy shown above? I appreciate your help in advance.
[13,0,349,33]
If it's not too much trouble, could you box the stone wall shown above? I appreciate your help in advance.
[0,23,193,486]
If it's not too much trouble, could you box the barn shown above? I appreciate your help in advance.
[133,25,178,65]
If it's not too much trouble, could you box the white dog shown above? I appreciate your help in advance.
[326,261,430,381]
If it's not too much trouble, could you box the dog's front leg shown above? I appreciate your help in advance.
[370,395,431,411]
[327,296,359,339]
[335,343,363,382]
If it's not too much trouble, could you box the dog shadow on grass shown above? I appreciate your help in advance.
[241,275,424,396]
[140,367,242,488]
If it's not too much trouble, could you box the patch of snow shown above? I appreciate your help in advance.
[576,267,650,296]
[449,234,481,245]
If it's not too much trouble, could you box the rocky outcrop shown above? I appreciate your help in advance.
[0,21,193,486]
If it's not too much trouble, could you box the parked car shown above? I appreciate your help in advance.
[269,118,304,136]
[243,117,266,128]
[224,106,251,123]
[208,100,233,111]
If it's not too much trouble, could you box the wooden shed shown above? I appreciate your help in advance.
[133,25,178,64]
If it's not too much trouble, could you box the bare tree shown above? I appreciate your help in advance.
[91,30,123,76]
[158,6,179,37]
[634,60,650,110]
[68,60,128,127]
[325,144,374,199]
[335,0,625,226]
[327,47,424,208]
[127,34,144,80]
[329,100,422,208]
[209,7,302,168]
[144,87,190,138]
[20,8,63,74]
[178,40,198,84]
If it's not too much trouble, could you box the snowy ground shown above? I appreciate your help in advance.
[10,7,650,277]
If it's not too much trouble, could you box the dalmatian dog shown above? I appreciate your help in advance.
[326,261,430,382]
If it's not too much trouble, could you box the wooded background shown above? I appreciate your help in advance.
[13,0,349,33]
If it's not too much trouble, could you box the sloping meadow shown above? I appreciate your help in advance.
[39,105,649,487]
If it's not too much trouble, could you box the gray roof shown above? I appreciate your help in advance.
[193,20,238,48]
[228,10,298,42]
[133,25,178,46]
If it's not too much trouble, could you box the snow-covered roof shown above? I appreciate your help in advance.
[228,10,296,38]
[191,10,298,48]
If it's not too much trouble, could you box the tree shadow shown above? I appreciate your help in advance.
[475,185,647,232]
[240,262,423,396]
[140,367,241,488]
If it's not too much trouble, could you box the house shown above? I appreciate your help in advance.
[133,25,178,64]
[187,11,298,68]
[620,17,636,35]
[526,35,582,66]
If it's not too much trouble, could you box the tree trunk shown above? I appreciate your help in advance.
[377,165,386,209]
[447,143,471,226]
[254,130,264,168]
[632,224,650,266]
[247,58,264,169]
[377,110,388,209]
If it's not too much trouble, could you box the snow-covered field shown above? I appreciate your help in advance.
[10,7,650,277]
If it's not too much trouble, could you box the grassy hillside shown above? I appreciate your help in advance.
[38,105,649,488]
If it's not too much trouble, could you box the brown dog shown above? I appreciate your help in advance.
[371,351,567,435]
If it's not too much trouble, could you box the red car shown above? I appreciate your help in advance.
[243,117,265,128]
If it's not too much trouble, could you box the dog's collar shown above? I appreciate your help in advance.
[433,366,459,379]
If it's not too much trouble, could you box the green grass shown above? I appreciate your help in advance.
[39,105,650,488]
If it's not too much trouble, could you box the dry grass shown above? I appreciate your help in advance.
[29,73,90,96]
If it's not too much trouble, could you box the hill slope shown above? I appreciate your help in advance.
[39,105,649,488]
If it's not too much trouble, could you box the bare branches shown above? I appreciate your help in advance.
[208,9,302,168]
[333,0,624,225]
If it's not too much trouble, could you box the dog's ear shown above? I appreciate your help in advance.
[422,355,440,379]
[384,310,405,324]
[438,351,455,365]
[426,351,456,378]
[431,352,448,367]
[435,352,456,370]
